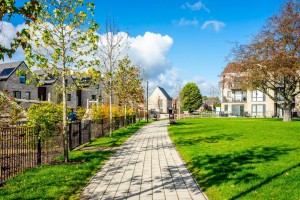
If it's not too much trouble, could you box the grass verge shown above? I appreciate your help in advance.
[0,120,149,199]
[168,118,300,200]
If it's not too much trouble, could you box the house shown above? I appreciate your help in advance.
[0,61,38,107]
[35,70,102,109]
[148,86,172,114]
[220,62,300,117]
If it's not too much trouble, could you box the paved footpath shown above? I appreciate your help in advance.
[81,120,208,200]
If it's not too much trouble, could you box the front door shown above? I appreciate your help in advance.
[38,87,46,101]
[76,90,82,106]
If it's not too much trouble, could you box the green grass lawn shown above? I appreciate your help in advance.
[168,118,300,200]
[0,120,149,200]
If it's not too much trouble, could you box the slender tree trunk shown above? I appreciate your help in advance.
[132,103,134,125]
[283,108,292,122]
[62,74,69,162]
[178,99,181,119]
[124,104,127,127]
[109,77,113,137]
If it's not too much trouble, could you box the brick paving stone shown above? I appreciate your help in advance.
[81,120,208,199]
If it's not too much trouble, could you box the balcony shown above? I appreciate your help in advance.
[223,97,247,103]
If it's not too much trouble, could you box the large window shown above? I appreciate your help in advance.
[234,91,243,101]
[252,90,265,102]
[13,91,21,99]
[252,104,265,117]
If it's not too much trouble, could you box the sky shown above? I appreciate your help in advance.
[0,0,287,97]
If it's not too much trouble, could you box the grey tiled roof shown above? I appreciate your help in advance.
[0,61,23,80]
[155,86,172,100]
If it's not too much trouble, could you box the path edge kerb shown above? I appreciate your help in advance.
[166,121,209,200]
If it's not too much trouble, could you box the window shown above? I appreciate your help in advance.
[13,91,21,99]
[25,92,31,100]
[224,105,228,112]
[91,95,96,101]
[227,91,232,98]
[252,90,265,102]
[95,84,99,89]
[158,99,163,107]
[20,75,26,84]
[67,94,71,101]
[252,104,265,117]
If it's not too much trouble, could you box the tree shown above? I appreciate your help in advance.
[174,81,183,118]
[96,18,128,136]
[27,102,62,141]
[25,0,99,162]
[0,91,25,126]
[231,0,300,122]
[114,57,144,125]
[181,82,202,113]
[0,0,41,60]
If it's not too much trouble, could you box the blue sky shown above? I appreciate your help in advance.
[1,0,287,96]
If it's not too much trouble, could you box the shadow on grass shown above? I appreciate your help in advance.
[0,150,114,199]
[229,162,300,200]
[176,133,242,146]
[190,146,298,193]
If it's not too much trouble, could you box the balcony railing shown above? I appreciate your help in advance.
[223,97,247,103]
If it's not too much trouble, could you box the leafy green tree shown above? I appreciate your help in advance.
[25,0,99,162]
[114,57,144,124]
[0,92,25,126]
[181,82,202,113]
[27,102,62,141]
[96,18,129,137]
[0,0,41,60]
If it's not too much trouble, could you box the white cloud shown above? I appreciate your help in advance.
[1,22,196,98]
[0,21,28,63]
[182,1,210,12]
[174,18,199,27]
[201,20,225,32]
[128,32,173,78]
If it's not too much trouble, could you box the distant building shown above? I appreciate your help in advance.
[220,62,300,117]
[148,86,172,114]
[0,61,38,107]
[0,60,102,110]
[35,69,102,109]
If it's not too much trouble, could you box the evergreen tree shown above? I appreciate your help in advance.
[181,82,202,113]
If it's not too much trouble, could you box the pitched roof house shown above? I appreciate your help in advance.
[34,69,102,109]
[0,61,38,106]
[148,86,172,114]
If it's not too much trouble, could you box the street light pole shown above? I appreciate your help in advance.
[146,80,149,123]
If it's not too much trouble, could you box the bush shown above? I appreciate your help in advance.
[27,102,62,141]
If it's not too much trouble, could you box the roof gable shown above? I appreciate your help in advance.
[221,62,244,75]
[150,86,172,100]
[0,61,24,80]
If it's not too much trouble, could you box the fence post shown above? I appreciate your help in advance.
[37,127,42,166]
[68,123,72,150]
[79,122,82,145]
[88,121,91,142]
[101,118,104,136]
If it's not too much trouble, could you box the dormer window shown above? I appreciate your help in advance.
[20,75,26,84]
